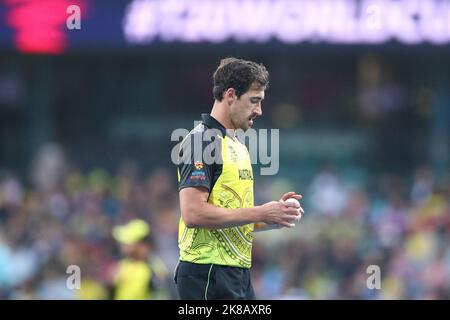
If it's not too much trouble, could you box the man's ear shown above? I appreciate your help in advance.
[223,88,236,105]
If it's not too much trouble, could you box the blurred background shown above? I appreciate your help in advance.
[0,0,449,299]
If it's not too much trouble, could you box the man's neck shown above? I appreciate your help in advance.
[210,101,236,138]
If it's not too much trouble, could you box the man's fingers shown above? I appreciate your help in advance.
[280,192,295,201]
[283,207,300,216]
[274,194,305,228]
[280,193,303,202]
[282,212,300,221]
[280,221,295,228]
[283,201,300,208]
[282,201,305,214]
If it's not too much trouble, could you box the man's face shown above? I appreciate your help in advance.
[229,83,264,131]
[120,242,151,260]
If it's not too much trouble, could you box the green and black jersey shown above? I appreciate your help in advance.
[177,114,254,268]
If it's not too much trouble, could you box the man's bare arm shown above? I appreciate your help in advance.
[179,187,300,229]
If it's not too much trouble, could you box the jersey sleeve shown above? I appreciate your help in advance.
[177,132,215,192]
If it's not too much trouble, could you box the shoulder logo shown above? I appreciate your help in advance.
[194,161,204,170]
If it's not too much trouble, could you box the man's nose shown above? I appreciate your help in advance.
[254,104,262,116]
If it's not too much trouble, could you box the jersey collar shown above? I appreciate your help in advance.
[201,113,227,137]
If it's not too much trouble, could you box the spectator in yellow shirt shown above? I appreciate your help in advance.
[111,219,169,300]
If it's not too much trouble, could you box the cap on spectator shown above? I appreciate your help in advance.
[113,219,150,245]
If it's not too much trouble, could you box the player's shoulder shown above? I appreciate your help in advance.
[179,123,206,149]
[177,122,224,165]
[181,123,223,148]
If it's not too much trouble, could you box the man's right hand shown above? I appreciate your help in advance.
[258,200,301,228]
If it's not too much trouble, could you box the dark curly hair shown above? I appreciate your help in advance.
[212,57,269,101]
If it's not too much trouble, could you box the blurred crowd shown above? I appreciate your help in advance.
[252,166,450,299]
[0,144,449,299]
[0,144,180,299]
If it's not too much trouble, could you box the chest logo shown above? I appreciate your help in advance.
[228,145,238,162]
[238,169,253,181]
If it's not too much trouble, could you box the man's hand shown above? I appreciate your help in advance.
[258,192,303,228]
[279,191,304,217]
[278,191,304,225]
[255,192,304,231]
